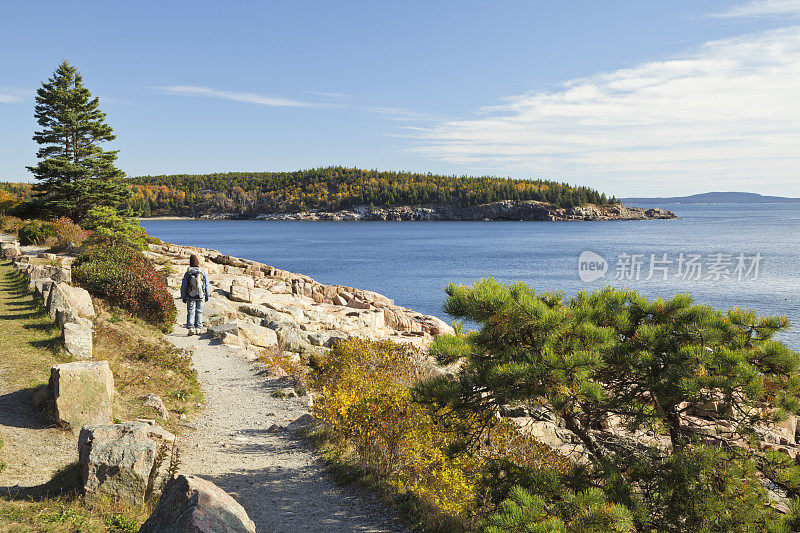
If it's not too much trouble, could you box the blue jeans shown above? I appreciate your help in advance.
[186,298,205,329]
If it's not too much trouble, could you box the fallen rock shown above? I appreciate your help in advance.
[287,413,320,434]
[62,322,93,360]
[79,422,175,506]
[49,361,114,429]
[27,264,71,284]
[139,474,256,533]
[56,307,93,330]
[142,393,169,420]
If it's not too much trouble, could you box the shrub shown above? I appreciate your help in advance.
[73,244,177,329]
[310,338,568,528]
[0,215,23,234]
[83,206,148,250]
[0,190,19,214]
[18,219,56,245]
[49,216,88,251]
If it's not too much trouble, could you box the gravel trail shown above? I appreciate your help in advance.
[166,315,403,533]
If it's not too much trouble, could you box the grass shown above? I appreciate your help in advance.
[0,260,201,530]
[0,262,67,392]
[92,299,202,433]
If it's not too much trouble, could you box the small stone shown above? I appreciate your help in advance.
[142,393,169,420]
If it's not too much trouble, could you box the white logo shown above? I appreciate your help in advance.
[578,251,608,282]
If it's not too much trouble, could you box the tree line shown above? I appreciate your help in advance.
[126,168,617,217]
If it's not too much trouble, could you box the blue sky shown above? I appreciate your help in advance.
[2,0,799,196]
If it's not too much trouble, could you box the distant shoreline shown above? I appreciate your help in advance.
[137,200,677,222]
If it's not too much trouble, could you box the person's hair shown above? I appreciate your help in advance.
[190,254,200,267]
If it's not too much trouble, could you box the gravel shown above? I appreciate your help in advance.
[166,319,403,532]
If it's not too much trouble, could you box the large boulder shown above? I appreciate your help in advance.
[62,322,93,360]
[139,475,255,533]
[229,282,251,303]
[26,264,71,284]
[0,241,21,258]
[79,422,175,506]
[49,361,114,429]
[47,282,95,320]
[265,321,312,353]
[237,321,278,348]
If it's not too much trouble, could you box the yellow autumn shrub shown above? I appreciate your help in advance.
[311,338,478,523]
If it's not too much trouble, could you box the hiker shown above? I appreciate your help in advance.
[180,254,211,335]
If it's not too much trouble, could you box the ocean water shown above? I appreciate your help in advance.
[142,203,800,349]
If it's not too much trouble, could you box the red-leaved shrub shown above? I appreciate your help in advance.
[50,216,88,250]
[72,244,177,330]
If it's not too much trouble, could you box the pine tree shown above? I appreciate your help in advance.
[26,60,130,220]
[419,280,800,530]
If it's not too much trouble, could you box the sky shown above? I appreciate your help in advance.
[1,0,799,197]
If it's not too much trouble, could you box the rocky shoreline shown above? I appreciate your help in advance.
[186,200,677,222]
[145,243,454,355]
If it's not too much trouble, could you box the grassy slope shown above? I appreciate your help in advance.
[0,261,201,532]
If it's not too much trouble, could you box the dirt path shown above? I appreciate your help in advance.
[167,310,403,533]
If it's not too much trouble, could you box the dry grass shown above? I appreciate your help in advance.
[0,462,146,532]
[92,299,202,433]
[0,261,201,531]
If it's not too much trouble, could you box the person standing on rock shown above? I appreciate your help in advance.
[180,254,211,335]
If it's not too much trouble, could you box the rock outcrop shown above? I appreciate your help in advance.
[49,361,114,429]
[79,421,175,506]
[139,475,256,533]
[147,243,454,352]
[249,200,677,222]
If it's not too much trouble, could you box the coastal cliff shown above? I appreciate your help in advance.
[231,201,677,221]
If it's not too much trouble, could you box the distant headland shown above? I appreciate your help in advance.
[621,191,800,204]
[124,167,675,221]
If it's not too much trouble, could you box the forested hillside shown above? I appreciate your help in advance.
[2,168,616,217]
[127,167,615,217]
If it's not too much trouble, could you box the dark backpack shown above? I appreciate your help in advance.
[188,271,205,299]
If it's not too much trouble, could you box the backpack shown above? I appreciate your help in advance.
[188,271,205,299]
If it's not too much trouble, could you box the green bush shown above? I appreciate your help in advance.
[73,244,177,330]
[18,219,56,245]
[83,206,148,250]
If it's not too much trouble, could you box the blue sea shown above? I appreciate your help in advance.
[142,203,800,349]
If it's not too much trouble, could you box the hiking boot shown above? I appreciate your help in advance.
[188,329,195,336]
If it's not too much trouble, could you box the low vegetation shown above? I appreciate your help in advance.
[310,338,572,531]
[73,244,177,331]
[309,282,800,532]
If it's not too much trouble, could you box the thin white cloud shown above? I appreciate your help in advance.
[0,87,30,104]
[153,85,317,108]
[713,0,800,18]
[153,84,442,123]
[412,26,800,194]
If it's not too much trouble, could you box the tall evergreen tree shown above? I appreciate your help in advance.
[26,60,130,220]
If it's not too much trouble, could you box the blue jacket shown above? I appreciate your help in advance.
[181,267,211,302]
